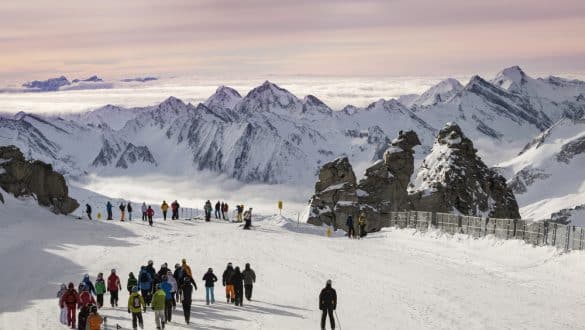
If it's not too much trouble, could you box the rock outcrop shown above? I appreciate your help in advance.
[409,123,520,218]
[306,157,358,230]
[0,145,78,214]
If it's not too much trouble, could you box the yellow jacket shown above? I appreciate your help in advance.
[358,214,366,225]
[161,203,169,211]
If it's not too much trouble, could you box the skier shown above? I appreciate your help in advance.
[243,208,253,229]
[319,279,337,330]
[166,270,178,307]
[107,268,122,307]
[81,274,96,296]
[222,202,229,220]
[242,263,256,301]
[128,286,145,330]
[160,275,174,322]
[138,266,153,306]
[161,201,169,221]
[147,206,154,226]
[181,259,193,279]
[346,215,355,239]
[60,283,78,328]
[127,272,138,294]
[222,262,235,303]
[57,283,68,325]
[86,304,103,330]
[106,201,113,220]
[151,284,167,330]
[204,200,213,222]
[128,202,133,221]
[86,204,92,220]
[119,202,126,221]
[179,276,195,324]
[95,273,106,308]
[215,201,221,219]
[202,267,218,305]
[358,211,367,238]
[232,266,244,306]
[141,202,148,221]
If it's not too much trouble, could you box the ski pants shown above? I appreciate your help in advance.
[96,294,103,307]
[245,284,253,300]
[66,304,76,327]
[107,210,113,220]
[163,210,167,220]
[110,290,119,306]
[234,285,243,306]
[87,212,92,220]
[154,310,165,329]
[225,285,235,302]
[321,308,335,329]
[128,211,132,221]
[205,287,215,304]
[141,290,152,305]
[131,312,143,330]
[148,216,153,226]
[120,211,125,221]
[142,212,147,221]
[182,301,191,323]
[360,224,366,237]
[164,298,173,322]
[347,226,355,238]
[215,209,220,218]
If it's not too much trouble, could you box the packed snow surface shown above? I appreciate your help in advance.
[1,193,585,329]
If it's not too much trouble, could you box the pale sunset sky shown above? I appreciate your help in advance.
[1,0,584,83]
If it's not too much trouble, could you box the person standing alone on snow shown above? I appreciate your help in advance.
[86,204,92,220]
[171,200,180,220]
[106,201,113,220]
[202,267,218,305]
[142,202,147,221]
[147,206,154,226]
[346,215,355,239]
[107,269,122,307]
[243,208,253,229]
[127,202,133,221]
[242,263,256,301]
[215,201,221,219]
[161,201,169,221]
[319,279,337,330]
[119,202,126,221]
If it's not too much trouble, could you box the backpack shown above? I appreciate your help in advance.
[132,295,142,308]
[140,272,149,283]
[65,290,77,304]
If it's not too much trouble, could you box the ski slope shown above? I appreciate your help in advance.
[1,193,585,329]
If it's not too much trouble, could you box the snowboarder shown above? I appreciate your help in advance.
[160,275,174,322]
[95,273,106,308]
[147,206,154,226]
[127,202,133,221]
[232,266,244,306]
[86,204,92,220]
[127,272,138,294]
[141,202,147,221]
[151,284,166,330]
[346,215,355,239]
[60,283,78,328]
[242,263,256,301]
[119,202,126,221]
[179,276,195,324]
[222,202,229,220]
[86,304,103,330]
[215,201,221,219]
[128,286,145,330]
[138,266,153,306]
[161,201,169,221]
[107,268,122,307]
[222,262,235,303]
[319,279,337,330]
[202,267,218,305]
[106,201,113,220]
[243,208,253,229]
[57,283,68,325]
[358,212,367,238]
[204,200,213,221]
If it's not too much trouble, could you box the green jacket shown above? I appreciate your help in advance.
[95,280,106,295]
[151,289,166,310]
[127,292,145,313]
[127,276,138,292]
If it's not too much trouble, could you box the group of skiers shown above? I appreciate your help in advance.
[58,259,258,329]
[203,200,229,221]
[346,212,368,239]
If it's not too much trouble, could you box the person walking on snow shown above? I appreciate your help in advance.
[232,266,244,306]
[358,212,367,239]
[243,208,253,229]
[86,304,103,330]
[179,276,195,324]
[202,267,218,305]
[127,272,138,294]
[161,201,169,221]
[128,202,133,221]
[141,202,148,221]
[107,268,122,307]
[173,264,184,300]
[57,283,68,325]
[222,262,235,303]
[119,202,126,221]
[86,204,92,220]
[147,206,154,226]
[319,279,337,330]
[95,273,106,308]
[138,266,153,306]
[166,270,178,306]
[81,274,96,297]
[151,284,167,330]
[346,215,355,239]
[160,275,174,322]
[242,263,256,301]
[204,200,212,222]
[181,259,193,279]
[215,201,221,219]
[60,283,78,328]
[128,286,145,330]
[106,201,113,220]
[172,200,180,220]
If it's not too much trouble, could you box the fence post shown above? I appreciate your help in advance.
[581,228,584,250]
[566,226,571,251]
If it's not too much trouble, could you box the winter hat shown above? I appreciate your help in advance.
[84,274,89,279]
[148,260,153,265]
[111,269,116,273]
[68,282,74,289]
[132,286,139,292]
[208,268,213,272]
[162,263,167,268]
[182,259,187,264]
[129,272,134,277]
[245,263,250,268]
[326,279,332,286]
[175,263,181,269]
[227,262,232,267]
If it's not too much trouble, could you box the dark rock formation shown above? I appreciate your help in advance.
[409,123,520,218]
[0,145,78,214]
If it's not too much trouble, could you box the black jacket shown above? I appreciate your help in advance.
[222,267,234,286]
[242,267,256,285]
[319,285,337,310]
[203,272,218,287]
[231,271,244,289]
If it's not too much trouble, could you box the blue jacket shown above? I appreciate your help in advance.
[161,281,173,300]
[106,202,113,211]
[138,269,152,290]
[82,278,96,296]
[346,216,354,227]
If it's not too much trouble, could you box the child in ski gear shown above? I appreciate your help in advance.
[128,286,145,330]
[61,283,78,328]
[106,201,113,220]
[138,266,153,306]
[119,202,126,221]
[127,202,133,221]
[127,272,138,294]
[161,201,169,221]
[202,268,218,305]
[141,202,147,221]
[232,266,244,306]
[222,262,235,303]
[151,284,166,329]
[86,204,92,220]
[319,279,337,330]
[86,304,103,330]
[107,268,122,307]
[346,215,355,239]
[243,208,252,229]
[95,273,106,308]
[215,201,221,219]
[242,263,256,301]
[358,212,367,238]
[146,206,154,226]
[179,276,195,324]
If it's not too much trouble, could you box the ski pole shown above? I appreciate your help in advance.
[334,310,341,330]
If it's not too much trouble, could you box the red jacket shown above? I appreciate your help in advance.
[60,289,78,308]
[147,208,154,217]
[107,274,121,292]
[171,202,178,211]
[78,291,95,308]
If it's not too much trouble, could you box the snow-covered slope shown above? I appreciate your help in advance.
[410,78,463,108]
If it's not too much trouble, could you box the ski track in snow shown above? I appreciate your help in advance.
[1,194,585,329]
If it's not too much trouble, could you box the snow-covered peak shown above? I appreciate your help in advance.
[365,98,408,112]
[204,85,242,111]
[302,95,332,115]
[492,66,529,92]
[411,78,463,107]
[237,81,302,114]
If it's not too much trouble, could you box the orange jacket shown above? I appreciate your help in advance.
[87,313,103,330]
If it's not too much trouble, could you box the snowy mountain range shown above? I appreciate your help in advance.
[1,66,584,220]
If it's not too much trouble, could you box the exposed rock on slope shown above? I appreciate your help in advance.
[0,145,78,214]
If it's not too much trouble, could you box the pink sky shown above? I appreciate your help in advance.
[1,0,584,82]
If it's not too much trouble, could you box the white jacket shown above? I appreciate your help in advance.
[141,204,147,213]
